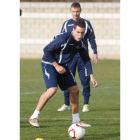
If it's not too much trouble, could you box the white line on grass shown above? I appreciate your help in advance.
[20,79,43,82]
[20,90,62,95]
[21,86,119,95]
[20,117,119,120]
[20,79,119,82]
[20,92,41,95]
[90,86,119,90]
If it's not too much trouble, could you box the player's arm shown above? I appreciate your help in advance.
[51,21,67,74]
[90,74,98,88]
[78,47,98,88]
[43,36,64,63]
[60,21,67,33]
[87,21,98,63]
[43,37,66,74]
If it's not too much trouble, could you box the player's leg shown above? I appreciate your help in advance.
[58,65,91,127]
[57,64,78,114]
[36,87,57,112]
[29,87,57,127]
[68,85,79,114]
[58,58,77,111]
[29,62,58,128]
[67,85,91,127]
[77,58,90,112]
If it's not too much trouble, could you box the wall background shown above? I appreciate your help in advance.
[20,1,120,59]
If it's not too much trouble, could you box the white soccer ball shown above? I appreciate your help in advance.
[68,123,85,139]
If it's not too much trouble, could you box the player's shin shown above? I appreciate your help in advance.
[36,87,57,111]
[68,86,79,114]
[68,86,80,123]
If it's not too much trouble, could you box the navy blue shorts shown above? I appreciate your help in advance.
[41,61,77,91]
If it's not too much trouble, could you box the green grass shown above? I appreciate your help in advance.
[20,59,120,140]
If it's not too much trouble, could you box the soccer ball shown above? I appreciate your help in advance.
[68,123,85,139]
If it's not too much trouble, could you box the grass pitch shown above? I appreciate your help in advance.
[20,59,120,140]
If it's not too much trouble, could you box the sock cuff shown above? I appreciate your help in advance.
[35,110,40,114]
[72,113,80,123]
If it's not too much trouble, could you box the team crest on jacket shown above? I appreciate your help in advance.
[76,45,79,49]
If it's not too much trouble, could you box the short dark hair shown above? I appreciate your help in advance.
[74,19,85,29]
[71,2,81,10]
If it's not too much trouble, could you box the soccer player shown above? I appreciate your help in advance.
[58,2,98,112]
[29,19,98,128]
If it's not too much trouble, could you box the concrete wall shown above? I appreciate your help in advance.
[20,2,120,59]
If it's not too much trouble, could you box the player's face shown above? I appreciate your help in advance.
[73,26,85,41]
[70,7,81,21]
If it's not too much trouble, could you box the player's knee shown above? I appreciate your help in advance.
[68,86,79,95]
[76,87,79,93]
[48,87,57,94]
[73,86,79,95]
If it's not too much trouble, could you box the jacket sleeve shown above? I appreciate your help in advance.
[43,36,64,63]
[78,41,93,75]
[86,21,97,54]
[60,21,68,33]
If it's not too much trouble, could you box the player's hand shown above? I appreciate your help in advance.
[92,54,98,64]
[90,74,98,88]
[55,65,66,74]
[92,78,98,88]
[52,61,66,74]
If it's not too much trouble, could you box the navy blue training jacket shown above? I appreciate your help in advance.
[42,31,93,74]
